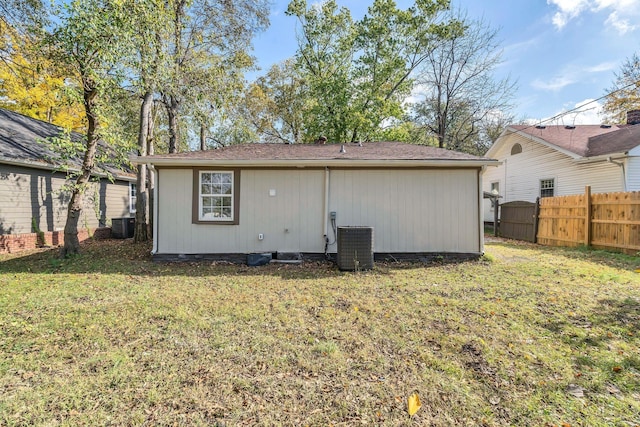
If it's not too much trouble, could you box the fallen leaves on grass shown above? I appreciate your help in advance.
[407,393,421,416]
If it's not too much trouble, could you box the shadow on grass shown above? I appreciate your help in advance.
[485,240,639,272]
[0,239,452,279]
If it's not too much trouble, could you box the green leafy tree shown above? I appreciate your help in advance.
[161,0,269,154]
[46,0,134,255]
[241,59,308,143]
[286,0,457,142]
[602,53,640,124]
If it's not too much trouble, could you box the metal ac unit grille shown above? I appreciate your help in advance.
[337,226,374,270]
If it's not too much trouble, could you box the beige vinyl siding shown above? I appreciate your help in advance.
[157,168,325,254]
[482,134,626,221]
[0,164,131,234]
[328,169,480,253]
[157,167,482,255]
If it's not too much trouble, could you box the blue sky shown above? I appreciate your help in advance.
[251,0,640,125]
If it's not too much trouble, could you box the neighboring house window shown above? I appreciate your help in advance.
[490,182,499,210]
[511,143,522,155]
[129,183,137,214]
[540,179,555,198]
[193,169,240,225]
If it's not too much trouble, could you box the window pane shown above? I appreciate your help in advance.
[199,171,234,221]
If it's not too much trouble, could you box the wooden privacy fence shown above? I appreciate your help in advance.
[499,201,538,242]
[536,186,640,254]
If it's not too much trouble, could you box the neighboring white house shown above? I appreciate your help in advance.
[133,142,498,261]
[482,111,640,222]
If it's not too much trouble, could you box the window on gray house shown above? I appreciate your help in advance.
[129,183,137,214]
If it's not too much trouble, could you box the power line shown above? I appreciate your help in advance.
[513,78,640,135]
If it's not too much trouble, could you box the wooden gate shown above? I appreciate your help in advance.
[499,201,538,242]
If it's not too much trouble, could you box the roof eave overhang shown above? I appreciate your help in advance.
[0,157,136,181]
[573,152,628,164]
[131,156,498,168]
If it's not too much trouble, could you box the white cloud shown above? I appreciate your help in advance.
[532,61,617,92]
[547,0,640,33]
[584,61,617,72]
[532,75,577,91]
[546,99,604,124]
[604,11,636,33]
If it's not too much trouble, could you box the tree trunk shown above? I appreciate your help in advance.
[166,95,179,154]
[134,91,153,242]
[200,124,206,150]
[62,81,99,256]
[147,103,155,238]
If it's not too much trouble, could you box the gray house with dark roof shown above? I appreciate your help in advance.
[133,141,498,261]
[482,110,640,221]
[0,108,135,238]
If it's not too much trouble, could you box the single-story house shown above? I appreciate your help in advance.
[133,142,498,262]
[0,108,135,244]
[482,110,640,222]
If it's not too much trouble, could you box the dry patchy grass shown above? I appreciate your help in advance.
[0,239,639,426]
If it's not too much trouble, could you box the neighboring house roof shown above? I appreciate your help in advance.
[135,141,497,167]
[0,108,135,180]
[491,124,640,159]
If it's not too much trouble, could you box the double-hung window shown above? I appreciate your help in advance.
[540,178,555,198]
[194,170,238,224]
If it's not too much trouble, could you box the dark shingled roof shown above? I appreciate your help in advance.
[0,108,134,179]
[510,124,640,157]
[144,141,492,162]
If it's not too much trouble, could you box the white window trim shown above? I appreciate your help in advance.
[198,170,235,222]
[540,178,555,198]
[129,182,137,214]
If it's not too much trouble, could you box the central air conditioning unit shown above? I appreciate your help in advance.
[336,226,374,271]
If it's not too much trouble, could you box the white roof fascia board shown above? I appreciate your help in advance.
[484,127,515,158]
[573,153,628,164]
[131,156,498,168]
[490,126,583,160]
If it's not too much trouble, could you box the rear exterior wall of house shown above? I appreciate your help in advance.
[155,167,482,256]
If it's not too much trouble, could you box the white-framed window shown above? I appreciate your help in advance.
[540,178,555,198]
[129,182,137,214]
[198,171,234,221]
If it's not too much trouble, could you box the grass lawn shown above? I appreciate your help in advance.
[1,239,639,426]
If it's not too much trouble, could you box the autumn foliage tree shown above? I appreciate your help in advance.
[602,53,640,124]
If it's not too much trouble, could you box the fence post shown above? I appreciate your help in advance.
[533,197,540,243]
[584,186,591,247]
[494,198,499,237]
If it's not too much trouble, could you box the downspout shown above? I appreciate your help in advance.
[149,163,159,255]
[323,167,330,257]
[479,167,485,254]
[607,157,627,191]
